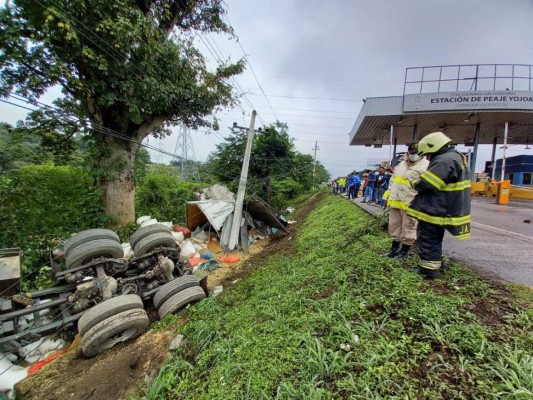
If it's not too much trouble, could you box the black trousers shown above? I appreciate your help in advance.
[417,220,445,262]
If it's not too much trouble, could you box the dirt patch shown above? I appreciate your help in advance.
[465,299,514,328]
[16,330,173,400]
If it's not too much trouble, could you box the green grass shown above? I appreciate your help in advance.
[139,191,533,399]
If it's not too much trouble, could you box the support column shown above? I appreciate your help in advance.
[490,137,498,181]
[412,124,418,142]
[502,122,509,181]
[388,125,394,163]
[393,138,398,157]
[470,122,481,179]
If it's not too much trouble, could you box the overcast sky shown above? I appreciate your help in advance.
[2,0,533,178]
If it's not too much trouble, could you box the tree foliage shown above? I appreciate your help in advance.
[0,121,86,174]
[0,0,245,224]
[206,122,330,205]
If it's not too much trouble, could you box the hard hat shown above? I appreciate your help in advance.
[418,132,452,155]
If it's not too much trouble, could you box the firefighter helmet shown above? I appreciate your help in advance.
[418,132,452,155]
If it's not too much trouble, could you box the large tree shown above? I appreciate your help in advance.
[0,0,244,225]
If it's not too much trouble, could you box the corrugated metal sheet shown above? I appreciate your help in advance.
[187,201,234,232]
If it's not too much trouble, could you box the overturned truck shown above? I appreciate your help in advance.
[0,225,206,360]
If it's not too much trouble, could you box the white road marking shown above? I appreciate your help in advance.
[471,221,533,241]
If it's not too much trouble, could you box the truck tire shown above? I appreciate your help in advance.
[78,295,144,337]
[130,224,171,249]
[158,286,206,319]
[66,239,124,269]
[153,276,200,310]
[64,229,120,258]
[133,232,176,257]
[81,309,149,357]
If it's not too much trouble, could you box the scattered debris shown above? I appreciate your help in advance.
[169,334,185,350]
[219,253,240,264]
[0,354,28,398]
[285,206,295,213]
[524,219,531,223]
[196,260,219,272]
[211,285,224,297]
[340,343,352,352]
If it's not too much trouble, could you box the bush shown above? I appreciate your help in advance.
[0,164,109,287]
[135,173,204,224]
[270,178,305,209]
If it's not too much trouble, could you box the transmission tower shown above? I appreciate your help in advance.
[173,125,200,182]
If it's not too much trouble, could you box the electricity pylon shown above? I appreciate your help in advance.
[173,125,200,182]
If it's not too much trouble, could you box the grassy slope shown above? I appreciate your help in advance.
[141,192,533,399]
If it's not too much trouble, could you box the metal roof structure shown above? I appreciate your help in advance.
[350,64,533,147]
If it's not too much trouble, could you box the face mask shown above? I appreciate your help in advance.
[408,154,420,162]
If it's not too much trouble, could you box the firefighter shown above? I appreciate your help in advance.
[385,143,429,258]
[407,132,471,278]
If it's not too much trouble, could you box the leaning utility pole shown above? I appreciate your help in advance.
[312,141,320,176]
[228,110,257,250]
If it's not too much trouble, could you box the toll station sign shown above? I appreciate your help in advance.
[403,90,533,112]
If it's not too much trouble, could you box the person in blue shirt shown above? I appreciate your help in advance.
[375,166,391,204]
[362,170,376,203]
[353,172,362,199]
[347,172,361,199]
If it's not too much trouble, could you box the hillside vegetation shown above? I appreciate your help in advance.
[142,191,533,399]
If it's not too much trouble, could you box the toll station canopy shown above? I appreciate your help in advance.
[349,64,533,148]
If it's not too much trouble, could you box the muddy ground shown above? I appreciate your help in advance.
[15,192,324,400]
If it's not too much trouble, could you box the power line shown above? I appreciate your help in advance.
[249,93,364,102]
[198,34,267,126]
[224,15,279,122]
[258,75,398,83]
[254,106,357,114]
[213,117,350,133]
[216,109,356,120]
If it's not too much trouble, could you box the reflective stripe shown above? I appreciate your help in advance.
[383,190,391,200]
[421,171,446,190]
[387,199,410,210]
[392,176,411,186]
[456,233,470,240]
[419,260,442,270]
[441,180,472,192]
[407,208,471,226]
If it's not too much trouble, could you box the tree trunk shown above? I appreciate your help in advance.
[96,136,138,227]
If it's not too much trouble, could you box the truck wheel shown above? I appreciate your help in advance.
[64,229,120,258]
[158,286,206,319]
[81,309,149,357]
[133,232,176,257]
[78,294,144,337]
[153,276,200,310]
[66,239,124,269]
[130,224,171,249]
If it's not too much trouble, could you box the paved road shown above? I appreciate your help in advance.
[353,196,533,287]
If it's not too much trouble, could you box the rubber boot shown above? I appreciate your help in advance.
[385,241,401,258]
[409,267,441,278]
[393,244,411,259]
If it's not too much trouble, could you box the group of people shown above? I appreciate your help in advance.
[331,166,392,207]
[332,131,471,279]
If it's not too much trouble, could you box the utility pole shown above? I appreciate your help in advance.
[228,110,257,250]
[312,141,320,176]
